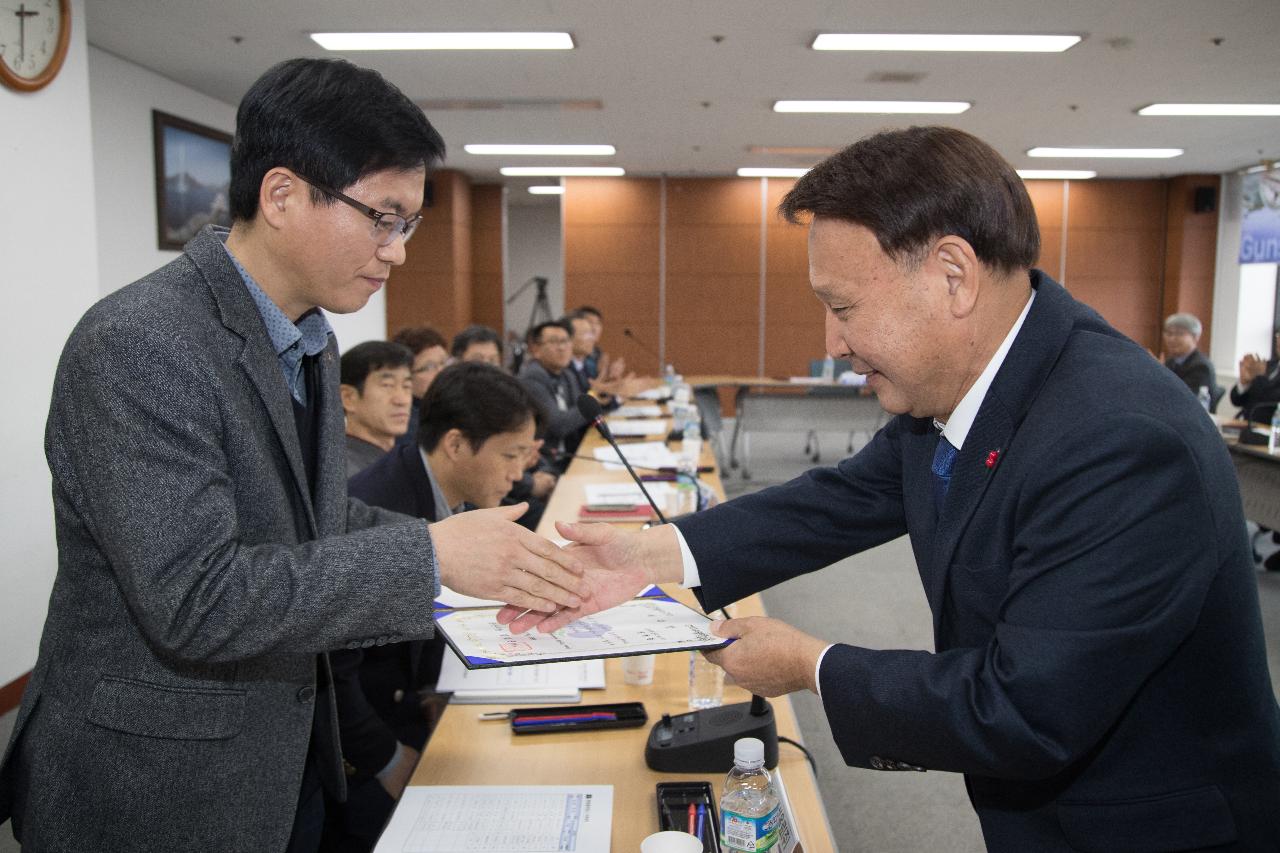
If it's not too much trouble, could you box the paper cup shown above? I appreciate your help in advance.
[621,654,656,685]
[640,830,704,853]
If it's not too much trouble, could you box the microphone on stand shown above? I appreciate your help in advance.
[577,394,669,524]
[623,327,666,373]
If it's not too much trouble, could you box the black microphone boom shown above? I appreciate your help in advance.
[623,327,664,372]
[577,394,668,524]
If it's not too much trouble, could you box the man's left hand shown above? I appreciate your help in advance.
[703,617,828,697]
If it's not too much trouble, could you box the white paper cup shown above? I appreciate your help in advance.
[621,653,656,685]
[641,830,704,853]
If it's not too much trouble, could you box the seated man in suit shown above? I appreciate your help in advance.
[330,363,546,849]
[391,326,448,444]
[503,127,1280,851]
[340,341,415,477]
[450,324,503,367]
[1161,312,1219,408]
[1231,329,1280,423]
[517,320,589,470]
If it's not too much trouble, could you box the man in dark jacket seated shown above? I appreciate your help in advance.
[1160,312,1220,410]
[325,363,546,851]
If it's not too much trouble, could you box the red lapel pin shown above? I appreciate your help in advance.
[985,449,1001,469]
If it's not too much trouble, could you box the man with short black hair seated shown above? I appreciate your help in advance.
[331,362,547,850]
[391,326,449,444]
[339,341,414,477]
[451,324,503,367]
[517,320,588,470]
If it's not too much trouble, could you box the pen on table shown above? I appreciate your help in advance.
[695,802,705,841]
[478,710,618,725]
[688,802,697,834]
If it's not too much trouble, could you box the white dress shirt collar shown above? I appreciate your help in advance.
[936,290,1035,450]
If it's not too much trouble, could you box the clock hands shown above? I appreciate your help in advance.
[14,3,39,63]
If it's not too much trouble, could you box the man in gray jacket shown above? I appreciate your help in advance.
[0,58,583,853]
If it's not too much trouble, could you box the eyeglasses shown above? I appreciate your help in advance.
[295,173,423,247]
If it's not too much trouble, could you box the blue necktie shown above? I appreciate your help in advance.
[932,435,958,514]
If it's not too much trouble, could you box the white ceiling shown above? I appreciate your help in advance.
[86,0,1280,198]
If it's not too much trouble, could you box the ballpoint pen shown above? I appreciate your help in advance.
[688,802,697,834]
[695,802,706,842]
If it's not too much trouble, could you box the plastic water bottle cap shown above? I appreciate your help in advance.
[734,737,765,768]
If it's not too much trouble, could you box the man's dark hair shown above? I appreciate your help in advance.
[340,341,414,393]
[451,324,504,358]
[230,58,446,222]
[779,126,1039,275]
[391,326,448,357]
[529,320,572,345]
[419,362,547,452]
[574,305,603,320]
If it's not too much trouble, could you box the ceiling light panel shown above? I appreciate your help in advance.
[528,186,565,195]
[812,34,1080,52]
[737,168,811,177]
[1016,170,1097,179]
[774,100,970,114]
[1138,103,1280,116]
[465,145,616,156]
[500,167,625,176]
[310,32,574,51]
[1028,147,1183,158]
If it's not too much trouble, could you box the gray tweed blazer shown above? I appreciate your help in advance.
[0,226,438,852]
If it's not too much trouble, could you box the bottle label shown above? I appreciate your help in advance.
[721,804,781,851]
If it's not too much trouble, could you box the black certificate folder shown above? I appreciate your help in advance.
[434,586,731,670]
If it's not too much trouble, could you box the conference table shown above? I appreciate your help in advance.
[685,375,882,479]
[407,412,837,851]
[1221,422,1280,531]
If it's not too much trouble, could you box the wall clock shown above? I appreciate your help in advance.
[1,0,70,92]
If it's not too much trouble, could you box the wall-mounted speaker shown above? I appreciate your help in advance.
[1193,186,1216,214]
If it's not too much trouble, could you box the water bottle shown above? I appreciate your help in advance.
[720,738,782,852]
[821,354,835,382]
[663,364,676,387]
[1197,385,1211,412]
[1270,408,1280,454]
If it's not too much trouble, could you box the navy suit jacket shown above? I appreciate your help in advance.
[676,272,1280,851]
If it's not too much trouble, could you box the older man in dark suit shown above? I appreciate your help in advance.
[1231,330,1280,423]
[503,128,1280,850]
[0,58,582,853]
[1161,312,1220,409]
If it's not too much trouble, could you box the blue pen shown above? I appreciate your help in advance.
[695,802,705,842]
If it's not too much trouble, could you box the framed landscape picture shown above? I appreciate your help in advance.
[152,110,232,250]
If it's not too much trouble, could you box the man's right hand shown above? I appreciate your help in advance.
[497,521,683,634]
[430,504,584,614]
[1240,353,1266,385]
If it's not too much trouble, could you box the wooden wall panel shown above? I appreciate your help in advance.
[388,169,471,339]
[564,178,661,372]
[1162,175,1221,354]
[470,185,505,335]
[1063,181,1168,350]
[557,173,1217,389]
[664,179,761,376]
[1024,180,1066,280]
[764,178,823,377]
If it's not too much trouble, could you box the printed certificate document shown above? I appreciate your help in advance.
[435,587,729,669]
[374,785,612,853]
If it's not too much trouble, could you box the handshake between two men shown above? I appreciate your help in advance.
[430,505,829,700]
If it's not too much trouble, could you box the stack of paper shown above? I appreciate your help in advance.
[592,441,679,471]
[437,655,606,704]
[613,404,663,418]
[583,481,673,509]
[605,418,670,436]
[375,786,613,853]
[635,385,673,400]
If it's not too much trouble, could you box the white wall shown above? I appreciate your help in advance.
[89,47,236,296]
[505,202,564,337]
[0,0,100,687]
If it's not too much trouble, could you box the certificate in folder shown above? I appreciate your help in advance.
[434,586,730,669]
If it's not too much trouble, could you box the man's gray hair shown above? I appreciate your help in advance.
[1164,313,1202,338]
